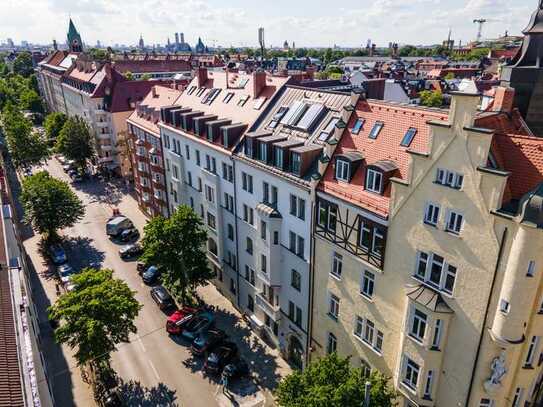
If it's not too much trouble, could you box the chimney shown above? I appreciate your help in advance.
[197,67,208,87]
[53,39,58,51]
[493,86,515,114]
[306,65,316,80]
[252,69,266,98]
[369,44,376,57]
[151,86,157,98]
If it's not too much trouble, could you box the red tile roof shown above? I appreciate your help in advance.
[319,100,448,217]
[475,109,530,136]
[110,80,165,113]
[113,59,191,74]
[127,85,182,134]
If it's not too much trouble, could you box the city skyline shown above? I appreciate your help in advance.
[0,0,537,49]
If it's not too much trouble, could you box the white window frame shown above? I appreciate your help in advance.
[431,319,443,349]
[365,168,383,193]
[331,252,343,280]
[410,307,428,343]
[414,251,457,295]
[328,293,340,320]
[525,336,539,367]
[402,357,420,391]
[336,159,350,182]
[512,387,523,407]
[424,202,440,226]
[445,210,464,235]
[353,316,383,354]
[479,398,494,407]
[361,270,375,299]
[499,298,510,314]
[527,260,536,277]
[424,370,434,399]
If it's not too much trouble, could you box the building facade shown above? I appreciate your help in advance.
[310,89,543,406]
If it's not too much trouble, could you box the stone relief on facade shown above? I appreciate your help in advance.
[484,350,507,394]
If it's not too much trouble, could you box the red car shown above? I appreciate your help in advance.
[166,307,199,335]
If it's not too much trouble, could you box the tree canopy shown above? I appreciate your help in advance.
[20,88,44,113]
[419,90,444,108]
[44,112,67,146]
[21,171,85,238]
[48,268,141,366]
[275,353,397,407]
[13,52,34,77]
[55,116,95,170]
[141,205,214,301]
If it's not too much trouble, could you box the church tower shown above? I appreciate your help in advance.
[67,18,83,53]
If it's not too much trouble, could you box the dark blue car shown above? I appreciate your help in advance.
[142,266,161,284]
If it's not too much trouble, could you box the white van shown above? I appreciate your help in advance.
[106,216,133,237]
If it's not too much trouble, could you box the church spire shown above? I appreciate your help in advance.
[67,18,83,53]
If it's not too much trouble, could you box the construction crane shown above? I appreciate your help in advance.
[473,18,487,42]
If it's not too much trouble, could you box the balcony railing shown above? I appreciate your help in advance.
[256,292,281,320]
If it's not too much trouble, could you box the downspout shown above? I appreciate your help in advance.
[465,227,508,405]
[232,156,241,309]
[306,194,317,368]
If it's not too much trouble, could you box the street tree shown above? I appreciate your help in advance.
[44,112,67,146]
[21,171,85,239]
[48,268,141,366]
[141,205,214,301]
[20,88,44,113]
[419,90,443,108]
[13,52,34,77]
[55,116,95,171]
[275,353,397,407]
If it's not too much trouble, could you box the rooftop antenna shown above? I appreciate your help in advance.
[258,27,265,60]
[473,18,487,42]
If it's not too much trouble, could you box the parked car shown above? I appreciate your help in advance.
[181,311,214,341]
[62,160,76,172]
[150,285,175,310]
[58,264,75,284]
[142,265,161,284]
[119,227,139,242]
[136,261,147,275]
[166,307,200,335]
[204,341,238,375]
[191,328,226,356]
[118,243,143,260]
[57,155,67,164]
[48,244,66,265]
[222,358,250,381]
[106,216,134,238]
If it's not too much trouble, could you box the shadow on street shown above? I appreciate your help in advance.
[63,236,106,270]
[73,177,128,207]
[119,380,178,407]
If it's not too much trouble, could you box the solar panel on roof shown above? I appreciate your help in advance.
[296,103,326,131]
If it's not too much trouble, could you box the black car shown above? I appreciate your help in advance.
[191,328,226,356]
[204,341,238,375]
[118,243,143,260]
[142,266,161,284]
[150,285,175,310]
[119,227,139,242]
[222,358,250,381]
[137,261,147,275]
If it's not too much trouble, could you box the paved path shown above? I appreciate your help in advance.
[22,158,291,407]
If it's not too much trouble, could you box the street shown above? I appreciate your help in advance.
[21,157,291,407]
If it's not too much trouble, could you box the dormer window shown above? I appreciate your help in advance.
[352,118,365,135]
[366,168,383,193]
[259,142,268,162]
[318,117,339,142]
[274,147,284,169]
[245,138,254,157]
[268,106,288,129]
[400,127,417,147]
[368,121,384,139]
[291,153,301,175]
[336,159,350,182]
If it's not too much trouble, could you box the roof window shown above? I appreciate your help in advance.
[187,86,197,95]
[296,103,326,131]
[202,88,221,105]
[368,121,384,139]
[400,127,417,147]
[267,106,288,129]
[318,117,339,142]
[237,95,250,107]
[253,97,267,110]
[196,87,206,97]
[352,118,365,135]
[223,92,234,103]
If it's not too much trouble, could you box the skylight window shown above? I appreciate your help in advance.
[297,103,326,131]
[267,106,288,129]
[352,118,365,135]
[202,88,221,105]
[187,86,197,95]
[238,78,249,88]
[400,127,417,147]
[223,92,234,103]
[237,95,250,107]
[253,97,267,110]
[196,87,206,97]
[318,117,339,142]
[368,121,384,139]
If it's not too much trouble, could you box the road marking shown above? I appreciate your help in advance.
[137,338,147,353]
[148,360,160,381]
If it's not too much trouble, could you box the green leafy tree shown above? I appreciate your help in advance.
[419,90,443,108]
[444,72,456,80]
[20,88,44,113]
[21,171,84,239]
[141,205,214,301]
[275,353,397,407]
[48,268,141,366]
[2,103,49,168]
[55,116,95,171]
[140,73,152,81]
[13,52,34,77]
[124,71,134,80]
[44,112,67,146]
[87,48,110,62]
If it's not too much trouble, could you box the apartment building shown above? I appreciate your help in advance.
[160,68,290,306]
[233,86,354,368]
[111,53,192,80]
[126,85,181,217]
[310,88,543,406]
[36,50,77,113]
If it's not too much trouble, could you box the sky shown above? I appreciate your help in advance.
[0,0,537,48]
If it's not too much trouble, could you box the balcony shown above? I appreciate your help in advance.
[256,292,281,320]
[97,132,111,140]
[96,120,109,128]
[98,156,113,164]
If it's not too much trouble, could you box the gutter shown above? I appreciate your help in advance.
[465,227,508,405]
[306,194,317,367]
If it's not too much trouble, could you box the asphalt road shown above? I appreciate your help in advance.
[44,159,223,406]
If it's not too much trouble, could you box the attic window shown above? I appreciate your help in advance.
[202,88,221,105]
[400,127,417,147]
[237,95,250,107]
[352,118,365,135]
[223,92,234,103]
[318,117,339,142]
[267,106,288,129]
[336,159,350,182]
[238,78,249,88]
[196,87,206,97]
[366,168,383,193]
[368,121,384,139]
[291,153,301,175]
[253,97,267,110]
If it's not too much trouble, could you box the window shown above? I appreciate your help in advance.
[410,308,427,342]
[198,177,202,191]
[172,164,179,180]
[363,319,374,345]
[289,231,304,259]
[259,142,268,162]
[431,319,442,349]
[261,254,267,273]
[368,121,384,139]
[424,370,433,399]
[246,237,253,255]
[400,127,417,147]
[230,278,236,294]
[361,270,375,299]
[499,299,510,314]
[196,150,200,166]
[524,336,539,367]
[354,316,383,354]
[372,229,384,257]
[274,147,284,168]
[205,185,214,203]
[446,210,463,234]
[352,118,365,135]
[512,387,523,407]
[247,295,254,312]
[290,195,305,220]
[223,193,234,212]
[291,153,301,175]
[327,332,337,354]
[359,222,371,250]
[267,106,288,129]
[243,204,254,225]
[479,399,494,407]
[527,260,536,277]
[207,212,216,230]
[336,159,350,182]
[227,224,234,241]
[365,169,382,193]
[221,163,233,182]
[223,92,234,103]
[242,172,253,193]
[328,294,340,320]
[288,301,302,327]
[318,200,338,233]
[424,203,440,226]
[436,168,463,189]
[331,252,343,279]
[360,358,371,377]
[237,94,250,107]
[273,231,279,245]
[244,265,255,285]
[187,171,193,186]
[297,236,305,258]
[291,269,301,291]
[403,357,420,390]
[260,220,267,240]
[318,117,339,142]
[415,251,457,295]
